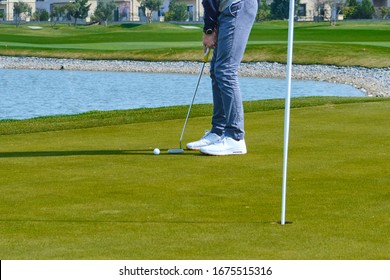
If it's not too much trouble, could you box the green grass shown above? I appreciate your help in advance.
[0,97,389,259]
[1,21,390,66]
[0,20,389,260]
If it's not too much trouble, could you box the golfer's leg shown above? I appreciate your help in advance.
[210,48,226,136]
[214,0,257,140]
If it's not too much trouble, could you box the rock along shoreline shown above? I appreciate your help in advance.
[1,56,389,97]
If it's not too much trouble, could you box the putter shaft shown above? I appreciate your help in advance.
[179,61,207,149]
[178,49,211,149]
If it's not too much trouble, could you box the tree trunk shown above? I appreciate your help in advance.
[147,11,152,23]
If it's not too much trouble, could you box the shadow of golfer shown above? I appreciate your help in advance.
[0,149,200,158]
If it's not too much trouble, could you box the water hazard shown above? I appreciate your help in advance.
[0,69,364,120]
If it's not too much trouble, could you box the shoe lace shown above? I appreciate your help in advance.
[214,135,226,144]
[202,130,212,139]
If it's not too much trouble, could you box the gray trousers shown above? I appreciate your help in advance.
[210,0,257,140]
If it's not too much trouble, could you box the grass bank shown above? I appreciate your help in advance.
[0,97,386,135]
[1,21,390,67]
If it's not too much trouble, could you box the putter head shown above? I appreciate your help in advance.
[168,148,184,154]
[168,140,185,154]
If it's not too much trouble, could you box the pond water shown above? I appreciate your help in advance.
[0,68,364,120]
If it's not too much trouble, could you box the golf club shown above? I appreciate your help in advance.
[168,48,211,154]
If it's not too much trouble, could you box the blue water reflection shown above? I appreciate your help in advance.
[0,69,364,120]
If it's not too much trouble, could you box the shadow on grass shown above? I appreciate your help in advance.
[119,23,142,29]
[0,149,201,157]
[0,218,279,225]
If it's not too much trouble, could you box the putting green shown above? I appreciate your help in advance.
[1,21,390,66]
[0,100,389,259]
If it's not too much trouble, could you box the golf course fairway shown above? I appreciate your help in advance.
[0,98,389,259]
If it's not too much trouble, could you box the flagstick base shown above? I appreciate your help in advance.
[272,221,293,225]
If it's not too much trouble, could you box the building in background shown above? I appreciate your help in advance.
[0,0,389,23]
[0,0,36,21]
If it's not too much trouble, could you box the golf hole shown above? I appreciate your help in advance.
[272,221,293,225]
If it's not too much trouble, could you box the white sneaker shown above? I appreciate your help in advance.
[200,136,247,156]
[186,131,221,150]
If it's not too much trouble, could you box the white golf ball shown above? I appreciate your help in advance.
[153,148,160,155]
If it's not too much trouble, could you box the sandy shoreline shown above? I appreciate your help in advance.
[1,56,389,97]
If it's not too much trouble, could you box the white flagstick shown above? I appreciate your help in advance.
[281,0,296,225]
